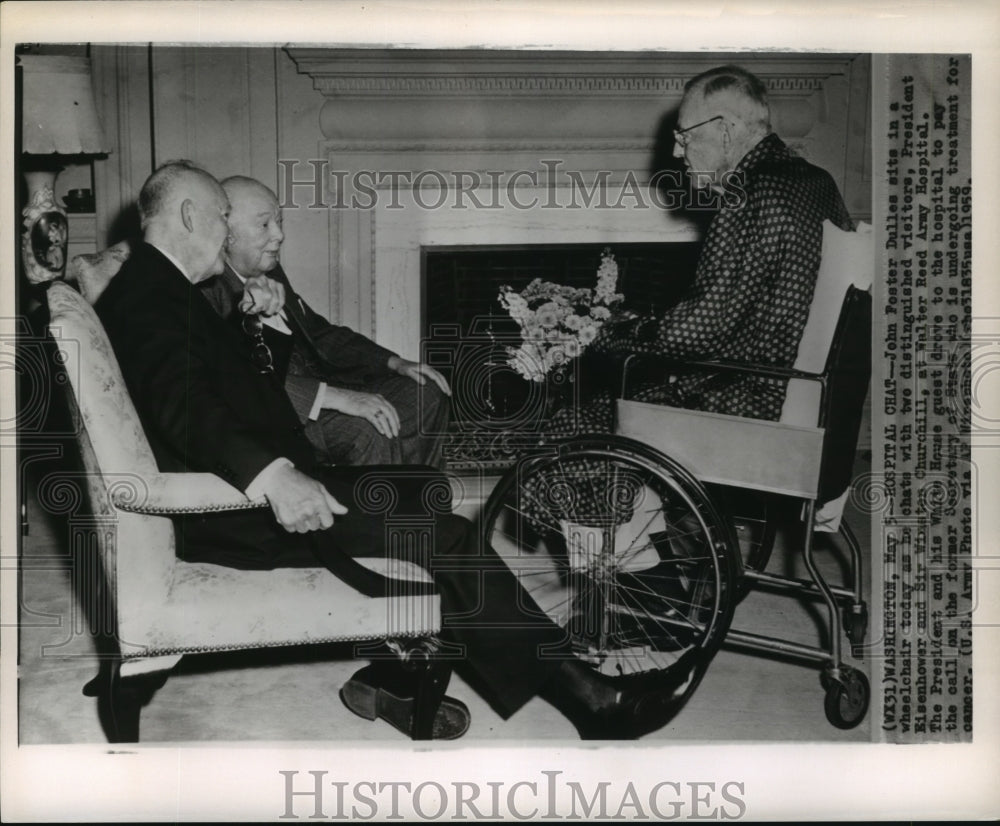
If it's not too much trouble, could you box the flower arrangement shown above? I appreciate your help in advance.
[498,248,623,383]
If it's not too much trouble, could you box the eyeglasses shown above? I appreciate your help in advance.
[241,314,274,375]
[673,115,724,147]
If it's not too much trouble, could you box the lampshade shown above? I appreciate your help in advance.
[20,54,111,155]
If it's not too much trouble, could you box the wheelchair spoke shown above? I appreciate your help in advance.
[612,591,693,652]
[482,437,740,681]
[604,580,705,655]
[498,498,563,537]
[614,545,716,565]
[613,504,664,567]
[612,536,715,569]
[612,575,706,632]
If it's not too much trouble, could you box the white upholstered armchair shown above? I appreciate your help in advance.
[48,249,444,742]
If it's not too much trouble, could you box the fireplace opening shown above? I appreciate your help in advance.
[420,243,700,470]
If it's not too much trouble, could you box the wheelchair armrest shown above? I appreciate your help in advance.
[619,352,825,398]
[110,472,269,515]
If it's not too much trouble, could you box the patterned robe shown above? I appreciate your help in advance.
[548,133,853,437]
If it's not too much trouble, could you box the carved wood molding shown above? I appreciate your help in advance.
[287,49,855,143]
[321,139,655,152]
[286,49,853,97]
[309,74,837,97]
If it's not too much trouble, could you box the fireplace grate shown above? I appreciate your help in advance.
[422,243,701,472]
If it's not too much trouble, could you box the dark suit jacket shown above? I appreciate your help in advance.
[95,242,331,571]
[199,263,397,422]
[97,243,315,491]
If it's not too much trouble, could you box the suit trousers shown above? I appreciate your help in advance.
[304,375,450,470]
[178,464,565,718]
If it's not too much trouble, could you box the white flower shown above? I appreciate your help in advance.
[525,322,546,342]
[545,345,568,369]
[507,293,528,314]
[508,343,546,382]
[497,249,620,381]
[537,306,559,329]
[594,249,622,305]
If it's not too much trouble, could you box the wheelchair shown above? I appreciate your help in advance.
[481,283,872,732]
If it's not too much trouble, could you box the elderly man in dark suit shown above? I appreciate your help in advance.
[199,175,450,469]
[95,160,691,741]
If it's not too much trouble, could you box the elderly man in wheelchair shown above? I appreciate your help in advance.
[484,65,873,730]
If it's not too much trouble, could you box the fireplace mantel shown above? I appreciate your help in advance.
[284,48,862,358]
[288,49,854,144]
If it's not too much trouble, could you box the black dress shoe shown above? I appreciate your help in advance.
[576,677,693,740]
[545,654,705,740]
[340,664,471,740]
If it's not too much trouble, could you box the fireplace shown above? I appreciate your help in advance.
[283,49,866,466]
[285,49,859,350]
[421,242,699,467]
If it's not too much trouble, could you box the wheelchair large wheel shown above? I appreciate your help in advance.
[482,435,741,688]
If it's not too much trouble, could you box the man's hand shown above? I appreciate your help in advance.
[240,275,286,317]
[262,463,347,533]
[322,386,401,438]
[387,356,452,396]
[591,314,656,354]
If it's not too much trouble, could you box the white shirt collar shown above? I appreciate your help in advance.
[227,260,249,284]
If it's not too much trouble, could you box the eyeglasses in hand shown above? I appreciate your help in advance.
[241,314,275,375]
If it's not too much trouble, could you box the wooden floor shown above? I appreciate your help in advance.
[16,453,873,745]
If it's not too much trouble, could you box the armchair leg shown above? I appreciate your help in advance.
[383,636,457,741]
[83,659,169,743]
[410,658,453,741]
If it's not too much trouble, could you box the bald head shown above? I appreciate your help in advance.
[221,175,273,204]
[221,175,285,278]
[139,161,225,229]
[138,161,231,282]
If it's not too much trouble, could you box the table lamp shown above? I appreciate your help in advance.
[19,53,111,285]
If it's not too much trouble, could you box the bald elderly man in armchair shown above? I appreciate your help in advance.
[200,175,450,469]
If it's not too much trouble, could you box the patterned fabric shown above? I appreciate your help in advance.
[69,239,132,305]
[304,374,450,468]
[548,134,852,438]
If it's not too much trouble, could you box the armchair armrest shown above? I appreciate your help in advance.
[109,472,268,515]
[619,352,826,398]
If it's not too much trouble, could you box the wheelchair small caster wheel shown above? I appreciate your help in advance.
[823,666,870,729]
[844,603,868,647]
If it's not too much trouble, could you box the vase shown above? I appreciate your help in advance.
[21,172,68,285]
